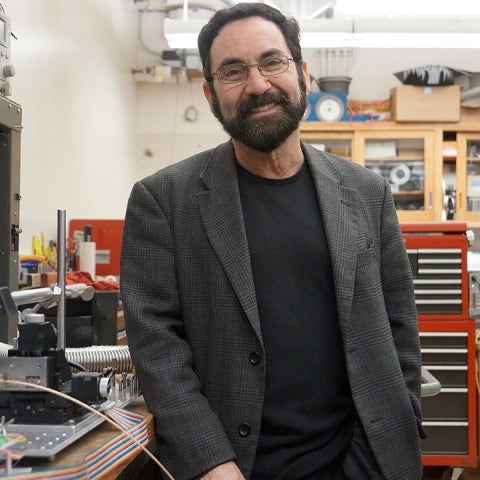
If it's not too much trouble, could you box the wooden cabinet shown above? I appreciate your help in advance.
[300,121,480,226]
[359,130,435,222]
[456,133,480,224]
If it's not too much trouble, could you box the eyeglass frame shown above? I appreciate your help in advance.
[209,54,302,84]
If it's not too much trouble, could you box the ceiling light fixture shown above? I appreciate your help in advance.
[163,18,207,49]
[163,17,480,50]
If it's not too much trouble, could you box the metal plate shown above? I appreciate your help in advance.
[4,378,139,458]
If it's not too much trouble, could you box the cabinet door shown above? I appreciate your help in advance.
[456,133,480,225]
[301,132,353,161]
[356,131,436,221]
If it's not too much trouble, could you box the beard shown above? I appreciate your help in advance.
[210,73,307,153]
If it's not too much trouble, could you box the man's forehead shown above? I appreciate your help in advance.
[210,17,289,63]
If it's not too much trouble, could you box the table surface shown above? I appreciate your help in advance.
[14,397,155,480]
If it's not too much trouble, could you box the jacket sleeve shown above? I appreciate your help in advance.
[379,182,426,438]
[120,180,236,479]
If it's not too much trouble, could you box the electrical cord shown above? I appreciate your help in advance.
[0,379,175,480]
[67,361,87,372]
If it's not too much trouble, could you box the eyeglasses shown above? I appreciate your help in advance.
[212,54,299,84]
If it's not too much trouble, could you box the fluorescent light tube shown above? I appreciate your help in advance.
[163,17,480,50]
[163,18,206,49]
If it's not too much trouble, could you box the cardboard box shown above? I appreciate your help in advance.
[365,140,397,159]
[397,148,424,159]
[26,273,41,288]
[391,85,460,122]
[41,271,57,287]
[442,141,458,157]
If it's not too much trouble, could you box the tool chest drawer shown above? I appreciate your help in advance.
[420,332,468,366]
[401,223,469,321]
[418,323,477,463]
[420,333,467,349]
[421,332,469,423]
[422,366,467,388]
[421,390,468,420]
[421,423,468,455]
[408,248,463,315]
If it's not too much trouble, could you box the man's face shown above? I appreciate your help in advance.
[203,16,310,153]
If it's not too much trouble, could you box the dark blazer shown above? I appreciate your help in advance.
[121,141,423,480]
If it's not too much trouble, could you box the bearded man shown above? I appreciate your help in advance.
[121,3,425,480]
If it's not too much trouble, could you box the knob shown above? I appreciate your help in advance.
[3,64,15,78]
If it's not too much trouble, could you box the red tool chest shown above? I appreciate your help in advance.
[401,222,477,470]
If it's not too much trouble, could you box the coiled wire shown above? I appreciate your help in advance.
[65,345,133,373]
[0,343,133,373]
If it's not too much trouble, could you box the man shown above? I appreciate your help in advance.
[120,3,425,479]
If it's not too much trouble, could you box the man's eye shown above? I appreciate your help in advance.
[223,66,245,78]
[262,58,283,70]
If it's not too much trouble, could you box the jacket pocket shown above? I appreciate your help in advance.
[341,418,385,480]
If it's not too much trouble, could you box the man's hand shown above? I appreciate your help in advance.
[200,461,246,480]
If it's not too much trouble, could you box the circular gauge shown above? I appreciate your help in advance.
[316,94,346,121]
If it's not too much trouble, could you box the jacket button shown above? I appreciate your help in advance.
[238,423,251,437]
[249,351,262,366]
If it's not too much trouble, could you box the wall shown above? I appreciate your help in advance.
[4,1,480,257]
[134,7,480,176]
[2,0,138,254]
[307,48,479,100]
[136,81,227,181]
[134,7,228,182]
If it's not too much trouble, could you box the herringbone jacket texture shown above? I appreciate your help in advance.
[120,141,423,480]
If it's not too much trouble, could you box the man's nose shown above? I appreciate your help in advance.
[244,67,272,95]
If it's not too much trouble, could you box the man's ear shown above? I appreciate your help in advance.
[203,81,215,114]
[302,61,311,95]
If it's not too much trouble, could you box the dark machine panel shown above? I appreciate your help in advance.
[0,95,22,292]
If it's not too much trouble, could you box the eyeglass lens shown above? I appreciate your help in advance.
[215,55,292,84]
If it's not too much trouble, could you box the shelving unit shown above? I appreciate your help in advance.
[300,121,480,227]
[456,133,480,223]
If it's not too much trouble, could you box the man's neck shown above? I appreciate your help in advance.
[232,131,304,180]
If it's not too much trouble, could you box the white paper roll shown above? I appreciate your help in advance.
[78,241,96,280]
[390,163,411,186]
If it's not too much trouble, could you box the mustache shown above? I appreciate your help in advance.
[237,91,289,117]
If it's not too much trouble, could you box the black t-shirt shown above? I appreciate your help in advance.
[237,162,354,480]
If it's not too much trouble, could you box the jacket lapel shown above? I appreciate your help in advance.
[305,147,359,335]
[196,141,359,340]
[197,143,263,341]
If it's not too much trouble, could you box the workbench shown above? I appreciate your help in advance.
[10,397,158,480]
